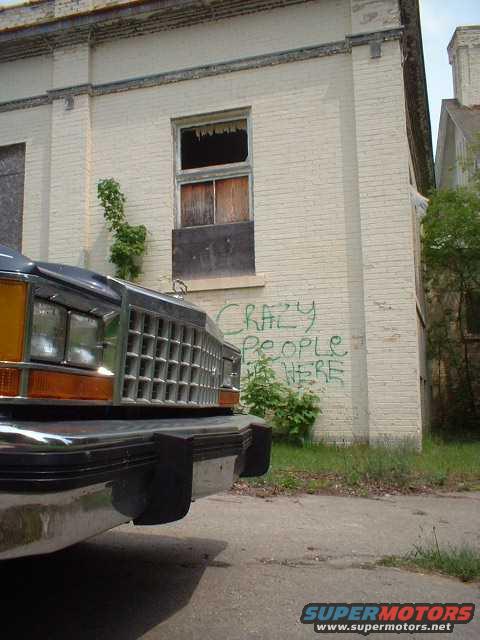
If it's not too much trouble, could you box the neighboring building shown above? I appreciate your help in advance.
[436,26,480,190]
[0,0,433,445]
[434,25,480,415]
[436,25,480,337]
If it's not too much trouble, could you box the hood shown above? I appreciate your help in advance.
[0,245,222,339]
[0,244,118,304]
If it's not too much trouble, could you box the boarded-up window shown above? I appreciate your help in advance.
[180,176,250,227]
[174,113,254,279]
[181,182,214,227]
[216,176,250,224]
[0,144,25,252]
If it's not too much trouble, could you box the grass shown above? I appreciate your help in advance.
[237,437,480,496]
[381,534,480,582]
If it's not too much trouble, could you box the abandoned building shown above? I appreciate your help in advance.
[435,25,480,379]
[436,25,480,191]
[0,0,434,444]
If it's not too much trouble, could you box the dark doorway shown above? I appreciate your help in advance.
[0,143,26,251]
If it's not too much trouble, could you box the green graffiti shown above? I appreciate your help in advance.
[215,301,316,335]
[214,300,348,386]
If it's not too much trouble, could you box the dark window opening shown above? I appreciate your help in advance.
[466,291,480,335]
[181,119,248,170]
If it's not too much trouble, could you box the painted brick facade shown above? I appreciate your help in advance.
[0,0,433,444]
[449,27,480,110]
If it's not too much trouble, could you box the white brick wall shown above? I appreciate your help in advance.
[92,0,350,84]
[351,39,422,443]
[47,44,92,266]
[0,55,52,102]
[0,0,425,445]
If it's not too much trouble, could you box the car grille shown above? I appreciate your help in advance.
[121,307,223,405]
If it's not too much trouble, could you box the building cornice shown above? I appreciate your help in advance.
[400,0,435,193]
[0,29,407,114]
[0,0,313,61]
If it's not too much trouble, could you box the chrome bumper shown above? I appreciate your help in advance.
[0,415,270,560]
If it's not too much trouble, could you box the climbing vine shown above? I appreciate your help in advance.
[97,178,147,281]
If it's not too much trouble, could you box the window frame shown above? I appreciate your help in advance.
[173,109,253,229]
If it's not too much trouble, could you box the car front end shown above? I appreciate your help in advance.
[0,245,270,560]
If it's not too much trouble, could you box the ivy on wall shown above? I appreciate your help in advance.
[97,178,147,281]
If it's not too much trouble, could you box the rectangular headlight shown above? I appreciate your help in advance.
[222,358,234,388]
[67,312,103,369]
[31,300,67,363]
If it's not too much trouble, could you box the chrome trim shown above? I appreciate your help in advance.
[0,361,115,377]
[0,396,114,406]
[222,342,242,391]
[119,305,223,407]
[0,414,263,450]
[192,455,238,498]
[0,414,265,560]
[113,291,131,404]
[0,272,31,283]
[0,481,139,560]
[19,282,34,397]
[0,454,242,560]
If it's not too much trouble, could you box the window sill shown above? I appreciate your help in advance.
[179,273,266,293]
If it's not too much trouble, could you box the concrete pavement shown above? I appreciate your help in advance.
[2,492,479,639]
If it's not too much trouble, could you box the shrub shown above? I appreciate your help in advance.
[242,355,321,445]
[241,354,285,420]
[274,387,321,446]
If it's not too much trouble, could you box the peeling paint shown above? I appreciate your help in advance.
[351,0,400,30]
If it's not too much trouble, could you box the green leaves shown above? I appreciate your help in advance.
[242,354,321,446]
[242,354,285,419]
[423,186,480,285]
[422,160,480,430]
[97,179,147,282]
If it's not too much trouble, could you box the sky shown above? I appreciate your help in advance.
[0,0,479,148]
[419,0,479,150]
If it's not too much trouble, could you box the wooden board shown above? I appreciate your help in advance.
[173,221,255,279]
[215,176,250,224]
[181,181,214,227]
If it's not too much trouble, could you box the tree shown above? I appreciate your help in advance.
[422,149,480,431]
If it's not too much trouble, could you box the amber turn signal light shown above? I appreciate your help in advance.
[219,389,240,407]
[29,370,113,402]
[0,280,27,362]
[0,368,21,397]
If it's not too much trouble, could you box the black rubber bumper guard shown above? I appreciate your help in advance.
[0,422,271,526]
